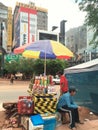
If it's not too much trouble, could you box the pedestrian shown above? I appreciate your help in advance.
[57,71,68,95]
[10,74,14,84]
[56,86,83,130]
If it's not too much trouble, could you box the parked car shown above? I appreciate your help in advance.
[52,77,60,85]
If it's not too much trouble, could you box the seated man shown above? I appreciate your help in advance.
[57,87,83,130]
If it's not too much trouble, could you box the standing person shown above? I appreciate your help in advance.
[57,87,83,130]
[10,74,14,84]
[57,71,68,95]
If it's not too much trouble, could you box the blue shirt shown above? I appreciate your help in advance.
[57,92,78,109]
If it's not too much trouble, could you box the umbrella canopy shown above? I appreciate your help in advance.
[22,40,73,59]
[14,43,31,54]
[19,40,73,75]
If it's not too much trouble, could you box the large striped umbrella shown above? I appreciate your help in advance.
[22,40,73,59]
[22,40,73,75]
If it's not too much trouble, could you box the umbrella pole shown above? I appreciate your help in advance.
[44,50,46,76]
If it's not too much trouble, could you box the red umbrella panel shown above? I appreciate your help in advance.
[14,43,31,54]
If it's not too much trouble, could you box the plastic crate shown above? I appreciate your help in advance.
[43,117,56,130]
[30,114,44,126]
[17,96,34,115]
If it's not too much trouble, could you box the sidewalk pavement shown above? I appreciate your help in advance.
[56,120,98,130]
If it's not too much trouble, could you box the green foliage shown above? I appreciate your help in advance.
[4,58,34,76]
[33,59,69,76]
[4,58,69,77]
[18,58,34,76]
[33,59,44,75]
[76,0,98,47]
[4,61,19,74]
[46,59,69,76]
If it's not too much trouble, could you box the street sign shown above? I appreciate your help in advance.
[5,54,22,62]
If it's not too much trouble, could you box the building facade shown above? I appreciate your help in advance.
[65,25,87,63]
[65,25,87,54]
[66,25,98,62]
[13,2,48,47]
[87,26,98,60]
[0,2,12,53]
[36,7,48,31]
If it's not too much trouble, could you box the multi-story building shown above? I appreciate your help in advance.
[36,6,48,31]
[65,25,87,54]
[87,26,98,60]
[66,25,98,62]
[0,2,12,53]
[13,2,48,47]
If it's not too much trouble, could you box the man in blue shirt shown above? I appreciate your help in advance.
[57,87,83,130]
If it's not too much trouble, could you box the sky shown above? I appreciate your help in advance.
[0,0,86,32]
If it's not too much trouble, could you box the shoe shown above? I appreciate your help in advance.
[72,127,77,130]
[76,121,84,124]
[69,126,77,130]
[71,127,77,130]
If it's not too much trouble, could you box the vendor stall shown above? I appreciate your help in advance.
[17,75,58,130]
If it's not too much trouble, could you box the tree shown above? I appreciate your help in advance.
[33,59,69,76]
[4,58,35,78]
[76,0,98,48]
[4,61,19,74]
[46,59,69,76]
[4,58,69,78]
[18,58,34,77]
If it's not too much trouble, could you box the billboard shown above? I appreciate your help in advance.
[14,7,37,47]
[29,14,37,43]
[2,22,7,51]
[14,14,20,47]
[20,12,28,46]
[37,30,59,41]
[19,7,37,45]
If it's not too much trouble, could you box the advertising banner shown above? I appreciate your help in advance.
[20,12,28,46]
[29,14,37,43]
[15,15,20,47]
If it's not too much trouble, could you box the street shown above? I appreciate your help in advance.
[0,89,28,102]
[0,79,29,103]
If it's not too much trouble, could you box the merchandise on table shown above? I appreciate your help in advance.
[28,75,53,94]
[48,86,56,94]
